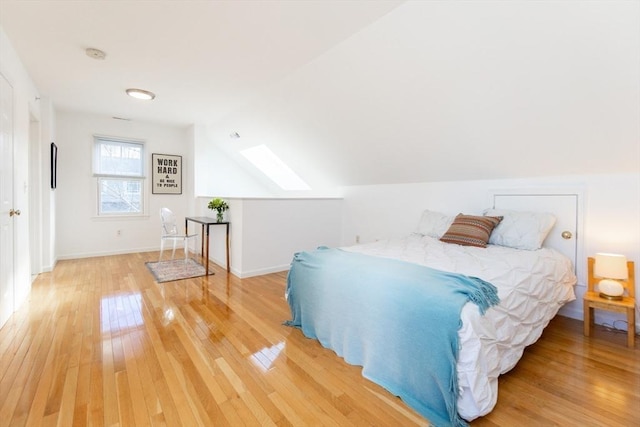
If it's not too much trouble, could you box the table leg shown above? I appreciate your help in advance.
[583,300,592,337]
[627,307,635,348]
[205,224,210,275]
[225,223,230,273]
[200,224,205,258]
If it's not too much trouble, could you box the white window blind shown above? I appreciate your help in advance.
[93,137,145,215]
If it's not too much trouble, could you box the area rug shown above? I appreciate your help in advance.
[145,258,212,283]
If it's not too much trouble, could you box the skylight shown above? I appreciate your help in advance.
[240,145,310,191]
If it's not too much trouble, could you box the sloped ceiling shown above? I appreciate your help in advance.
[1,1,638,190]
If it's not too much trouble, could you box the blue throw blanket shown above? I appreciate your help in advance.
[284,247,499,427]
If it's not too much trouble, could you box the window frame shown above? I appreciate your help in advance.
[93,136,147,217]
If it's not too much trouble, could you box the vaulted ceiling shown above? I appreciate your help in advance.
[1,1,638,190]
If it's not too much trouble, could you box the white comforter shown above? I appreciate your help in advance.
[343,234,577,421]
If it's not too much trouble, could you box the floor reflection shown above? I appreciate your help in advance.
[157,283,178,327]
[250,342,285,372]
[100,292,143,334]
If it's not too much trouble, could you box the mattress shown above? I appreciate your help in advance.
[343,233,577,420]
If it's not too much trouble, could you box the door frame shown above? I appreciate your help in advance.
[29,115,42,277]
[0,71,15,328]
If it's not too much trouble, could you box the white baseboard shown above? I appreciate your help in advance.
[235,264,290,279]
[558,304,582,321]
[57,246,158,260]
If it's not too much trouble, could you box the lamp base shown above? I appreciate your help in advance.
[599,292,623,301]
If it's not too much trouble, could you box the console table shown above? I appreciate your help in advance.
[185,217,230,274]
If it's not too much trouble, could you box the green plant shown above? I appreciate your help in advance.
[208,198,229,222]
[208,198,229,212]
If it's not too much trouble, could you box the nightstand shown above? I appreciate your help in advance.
[583,257,636,347]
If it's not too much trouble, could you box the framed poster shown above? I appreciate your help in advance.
[51,142,57,189]
[152,153,182,194]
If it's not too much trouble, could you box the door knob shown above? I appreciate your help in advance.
[9,209,21,217]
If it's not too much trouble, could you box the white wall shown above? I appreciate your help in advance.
[55,111,192,259]
[340,172,640,330]
[39,97,56,272]
[193,197,343,277]
[205,1,639,190]
[193,124,274,198]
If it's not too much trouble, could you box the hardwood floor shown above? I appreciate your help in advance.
[1,252,638,426]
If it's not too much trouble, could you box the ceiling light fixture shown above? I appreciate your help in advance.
[126,88,156,100]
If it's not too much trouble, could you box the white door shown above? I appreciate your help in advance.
[0,72,15,328]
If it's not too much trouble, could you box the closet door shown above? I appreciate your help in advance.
[491,191,580,271]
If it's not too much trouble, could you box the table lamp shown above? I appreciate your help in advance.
[594,253,628,300]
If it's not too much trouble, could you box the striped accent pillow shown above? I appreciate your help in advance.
[440,214,503,248]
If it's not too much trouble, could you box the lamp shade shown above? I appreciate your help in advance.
[594,253,628,280]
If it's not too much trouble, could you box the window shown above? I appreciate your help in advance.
[93,137,145,215]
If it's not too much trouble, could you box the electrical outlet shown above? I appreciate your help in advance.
[116,229,121,236]
[355,235,360,244]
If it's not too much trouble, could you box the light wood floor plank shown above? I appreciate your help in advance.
[1,251,638,426]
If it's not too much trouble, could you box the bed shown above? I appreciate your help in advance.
[284,195,578,427]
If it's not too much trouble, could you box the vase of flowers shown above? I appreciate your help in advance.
[208,198,229,222]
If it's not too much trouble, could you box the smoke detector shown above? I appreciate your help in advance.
[85,48,106,60]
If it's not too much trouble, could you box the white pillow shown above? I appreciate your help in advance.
[416,210,454,238]
[484,208,556,250]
